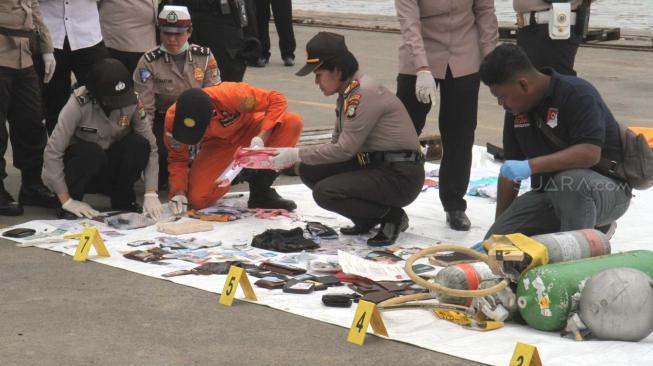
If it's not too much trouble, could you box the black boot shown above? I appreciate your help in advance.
[18,182,59,208]
[246,170,296,211]
[0,184,23,216]
[340,219,379,235]
[367,208,409,247]
[446,210,471,231]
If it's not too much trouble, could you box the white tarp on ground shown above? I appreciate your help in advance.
[2,147,652,365]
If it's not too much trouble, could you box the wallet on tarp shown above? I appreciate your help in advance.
[322,293,361,308]
[258,261,306,276]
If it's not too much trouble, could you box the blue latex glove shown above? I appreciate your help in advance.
[500,160,531,182]
[470,241,486,253]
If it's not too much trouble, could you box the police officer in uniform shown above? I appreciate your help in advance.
[514,0,593,76]
[271,32,425,247]
[394,0,498,231]
[0,0,60,216]
[43,58,162,220]
[134,5,220,189]
[166,0,249,81]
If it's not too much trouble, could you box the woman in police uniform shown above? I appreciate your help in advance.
[133,5,220,189]
[270,32,425,247]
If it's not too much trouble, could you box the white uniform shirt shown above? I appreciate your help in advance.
[40,0,103,50]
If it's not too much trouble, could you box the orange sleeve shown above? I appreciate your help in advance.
[164,103,191,197]
[204,82,288,131]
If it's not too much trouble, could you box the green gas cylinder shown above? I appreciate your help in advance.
[516,250,653,331]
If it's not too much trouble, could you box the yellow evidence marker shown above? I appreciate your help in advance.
[510,342,543,366]
[347,300,388,346]
[64,227,109,262]
[219,265,258,306]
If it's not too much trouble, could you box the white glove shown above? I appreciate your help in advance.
[42,53,56,84]
[143,192,162,221]
[415,70,438,104]
[168,194,188,216]
[270,147,300,170]
[250,136,264,148]
[62,198,100,219]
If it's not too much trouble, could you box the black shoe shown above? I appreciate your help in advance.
[248,188,297,211]
[0,186,23,216]
[282,57,295,67]
[446,210,471,231]
[56,207,78,220]
[340,220,379,236]
[367,209,409,247]
[18,182,59,208]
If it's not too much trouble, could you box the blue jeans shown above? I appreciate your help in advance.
[485,169,631,239]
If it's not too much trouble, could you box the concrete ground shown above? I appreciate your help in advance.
[1,24,652,365]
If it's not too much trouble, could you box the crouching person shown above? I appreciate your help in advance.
[480,44,631,239]
[270,32,425,247]
[43,58,162,220]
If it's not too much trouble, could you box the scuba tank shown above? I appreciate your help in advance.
[486,229,610,281]
[432,262,501,306]
[579,268,653,341]
[516,250,653,331]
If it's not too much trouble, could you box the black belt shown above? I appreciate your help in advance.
[356,151,424,167]
[0,26,33,38]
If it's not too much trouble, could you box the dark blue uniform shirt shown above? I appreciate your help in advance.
[503,68,622,190]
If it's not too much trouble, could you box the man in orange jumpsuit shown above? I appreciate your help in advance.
[164,84,302,214]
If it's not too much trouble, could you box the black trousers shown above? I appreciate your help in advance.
[396,68,479,212]
[63,134,149,207]
[299,158,424,223]
[153,112,168,187]
[517,24,580,76]
[39,38,108,134]
[255,0,296,60]
[0,66,47,185]
[107,48,144,76]
[189,11,247,82]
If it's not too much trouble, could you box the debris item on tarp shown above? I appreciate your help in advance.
[127,239,156,247]
[158,236,221,250]
[123,247,168,262]
[106,212,155,230]
[156,220,213,235]
[162,261,240,277]
[189,205,253,222]
[251,227,319,252]
[422,178,438,192]
[305,221,338,239]
[254,208,297,220]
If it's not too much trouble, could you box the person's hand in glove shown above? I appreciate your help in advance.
[62,198,100,219]
[250,136,264,148]
[270,147,300,170]
[169,193,188,216]
[42,53,56,83]
[415,70,438,104]
[500,160,532,182]
[143,192,162,221]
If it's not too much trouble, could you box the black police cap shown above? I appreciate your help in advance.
[86,58,137,110]
[172,88,214,145]
[296,32,349,76]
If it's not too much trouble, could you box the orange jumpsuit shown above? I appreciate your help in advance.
[164,82,303,209]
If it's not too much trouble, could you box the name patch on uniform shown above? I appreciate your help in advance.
[546,108,559,128]
[139,68,152,83]
[79,126,98,134]
[219,111,240,127]
[514,114,530,128]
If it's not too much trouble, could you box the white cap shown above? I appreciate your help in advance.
[158,5,192,33]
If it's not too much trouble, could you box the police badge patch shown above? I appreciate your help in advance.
[139,68,152,83]
[193,67,204,82]
[345,94,361,118]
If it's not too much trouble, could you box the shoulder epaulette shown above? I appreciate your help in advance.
[144,48,164,63]
[73,87,90,106]
[190,45,210,56]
